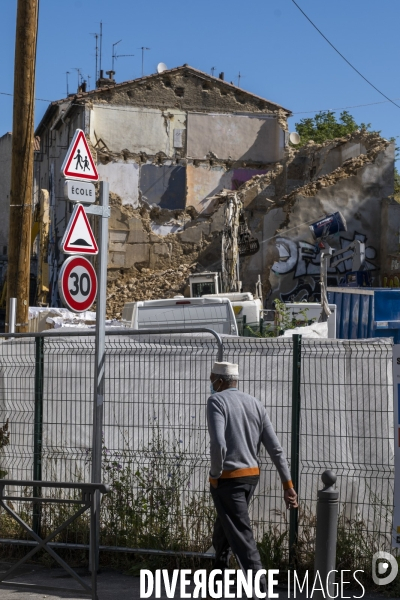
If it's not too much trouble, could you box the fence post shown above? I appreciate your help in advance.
[33,336,44,536]
[242,315,246,336]
[314,470,339,599]
[289,333,302,566]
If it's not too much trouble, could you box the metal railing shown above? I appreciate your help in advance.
[0,329,394,569]
[0,480,109,599]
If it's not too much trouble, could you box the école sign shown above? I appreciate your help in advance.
[64,179,96,203]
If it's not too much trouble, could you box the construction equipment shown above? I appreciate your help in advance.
[220,192,260,293]
[309,212,368,322]
[189,272,220,297]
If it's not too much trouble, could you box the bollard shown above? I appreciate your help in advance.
[314,470,339,599]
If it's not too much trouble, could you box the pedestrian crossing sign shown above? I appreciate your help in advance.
[61,129,99,181]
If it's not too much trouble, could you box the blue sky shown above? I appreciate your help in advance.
[1,0,399,151]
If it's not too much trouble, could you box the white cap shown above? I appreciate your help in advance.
[211,361,239,377]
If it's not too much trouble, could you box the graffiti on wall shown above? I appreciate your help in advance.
[271,232,377,302]
[383,258,400,288]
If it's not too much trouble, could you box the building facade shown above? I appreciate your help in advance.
[34,65,291,305]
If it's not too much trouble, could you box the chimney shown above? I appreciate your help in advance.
[81,81,87,93]
[219,72,224,80]
[97,69,115,88]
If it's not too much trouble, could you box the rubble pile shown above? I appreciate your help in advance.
[106,263,197,319]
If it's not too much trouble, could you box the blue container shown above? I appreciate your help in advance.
[327,287,400,342]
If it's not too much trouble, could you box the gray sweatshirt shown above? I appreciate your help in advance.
[207,388,291,483]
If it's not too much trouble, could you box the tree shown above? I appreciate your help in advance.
[294,110,370,146]
[394,167,400,203]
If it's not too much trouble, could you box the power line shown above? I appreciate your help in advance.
[1,89,400,121]
[0,91,51,102]
[290,0,400,110]
[291,98,399,115]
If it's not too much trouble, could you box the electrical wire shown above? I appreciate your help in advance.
[0,91,51,103]
[1,80,400,120]
[290,0,400,110]
[292,98,400,115]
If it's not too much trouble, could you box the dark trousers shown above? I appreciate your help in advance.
[210,480,266,597]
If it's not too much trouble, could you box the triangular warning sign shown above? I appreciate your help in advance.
[61,129,99,181]
[60,204,99,255]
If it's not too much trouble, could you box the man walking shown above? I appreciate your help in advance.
[207,361,298,596]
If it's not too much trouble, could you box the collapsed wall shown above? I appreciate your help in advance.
[105,131,394,318]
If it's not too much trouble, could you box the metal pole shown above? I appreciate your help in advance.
[314,470,339,600]
[90,492,97,600]
[289,333,302,566]
[90,181,109,573]
[9,298,16,334]
[33,336,44,535]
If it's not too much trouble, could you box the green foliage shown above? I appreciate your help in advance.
[257,527,287,571]
[0,419,9,478]
[101,426,215,554]
[244,300,314,338]
[295,111,370,147]
[393,167,400,203]
[0,419,9,450]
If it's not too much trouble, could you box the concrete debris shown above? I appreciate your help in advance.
[106,264,197,319]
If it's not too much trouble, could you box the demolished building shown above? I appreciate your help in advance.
[33,65,395,318]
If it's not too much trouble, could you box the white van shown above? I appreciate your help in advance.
[122,297,238,335]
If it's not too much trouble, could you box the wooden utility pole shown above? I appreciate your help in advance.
[7,0,39,332]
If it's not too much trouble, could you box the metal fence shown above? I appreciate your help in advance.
[0,331,394,566]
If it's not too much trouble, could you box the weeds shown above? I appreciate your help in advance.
[245,300,315,338]
[100,426,215,553]
[0,419,9,478]
[0,424,397,594]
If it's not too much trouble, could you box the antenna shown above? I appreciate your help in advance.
[211,66,216,77]
[66,71,70,96]
[115,52,135,75]
[73,68,83,89]
[99,21,103,74]
[237,71,244,87]
[87,75,91,91]
[138,47,150,76]
[90,31,99,83]
[112,39,122,72]
[157,62,167,74]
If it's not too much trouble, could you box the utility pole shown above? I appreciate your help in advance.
[7,0,39,333]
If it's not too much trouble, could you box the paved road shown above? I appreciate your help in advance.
[0,562,392,600]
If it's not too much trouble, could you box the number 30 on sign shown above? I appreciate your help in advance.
[58,255,98,313]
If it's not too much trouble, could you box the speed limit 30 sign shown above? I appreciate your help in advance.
[58,256,98,313]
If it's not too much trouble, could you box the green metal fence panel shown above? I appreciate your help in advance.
[0,333,394,569]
